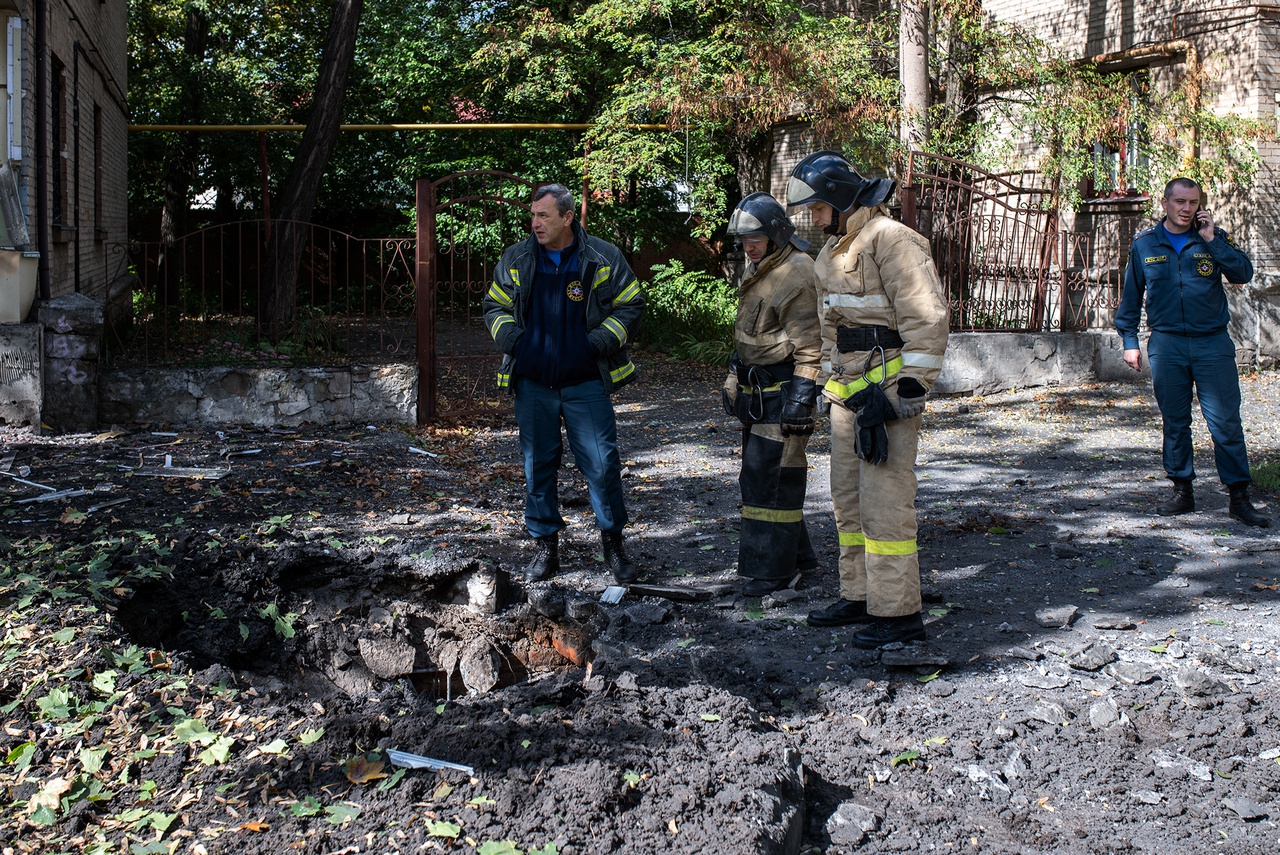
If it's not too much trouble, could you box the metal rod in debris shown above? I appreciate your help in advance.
[387,749,474,776]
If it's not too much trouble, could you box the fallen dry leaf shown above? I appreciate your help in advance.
[240,820,270,832]
[344,755,388,784]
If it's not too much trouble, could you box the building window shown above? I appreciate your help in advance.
[1087,73,1149,198]
[52,55,67,226]
[94,104,103,237]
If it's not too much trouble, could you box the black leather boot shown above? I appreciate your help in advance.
[1228,483,1270,528]
[806,599,871,627]
[1157,478,1194,516]
[601,530,638,584]
[851,612,926,649]
[524,533,559,582]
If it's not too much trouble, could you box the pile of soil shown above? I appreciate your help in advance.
[2,356,1279,853]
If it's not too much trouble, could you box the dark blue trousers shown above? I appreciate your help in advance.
[514,376,628,538]
[1147,330,1251,485]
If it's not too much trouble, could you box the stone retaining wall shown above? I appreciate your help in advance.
[91,332,1155,429]
[99,364,417,428]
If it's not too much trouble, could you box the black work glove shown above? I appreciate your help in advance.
[896,376,928,419]
[781,376,819,437]
[846,381,899,464]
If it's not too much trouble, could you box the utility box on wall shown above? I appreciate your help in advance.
[0,248,37,323]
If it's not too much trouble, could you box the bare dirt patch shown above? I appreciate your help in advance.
[3,356,1280,854]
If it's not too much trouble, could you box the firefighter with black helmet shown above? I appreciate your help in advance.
[721,192,824,597]
[786,151,949,648]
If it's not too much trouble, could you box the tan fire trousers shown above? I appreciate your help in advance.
[828,401,922,617]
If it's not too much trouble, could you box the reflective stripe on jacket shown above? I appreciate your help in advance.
[813,206,949,400]
[482,221,645,394]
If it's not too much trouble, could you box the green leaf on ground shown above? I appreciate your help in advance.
[890,749,921,767]
[290,796,322,817]
[917,670,941,683]
[699,713,722,722]
[298,727,325,744]
[477,842,521,855]
[198,736,234,765]
[427,819,462,838]
[377,769,406,791]
[325,803,360,825]
[260,739,289,755]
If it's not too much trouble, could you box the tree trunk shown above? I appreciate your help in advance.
[899,0,930,150]
[158,8,210,312]
[261,0,364,343]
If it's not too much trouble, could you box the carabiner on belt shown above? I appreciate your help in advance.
[746,365,767,423]
[862,344,889,389]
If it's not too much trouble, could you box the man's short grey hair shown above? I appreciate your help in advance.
[533,183,574,216]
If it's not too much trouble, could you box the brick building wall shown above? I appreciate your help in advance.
[4,0,127,306]
[985,2,1280,300]
[42,0,129,302]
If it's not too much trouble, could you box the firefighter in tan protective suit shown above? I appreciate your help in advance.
[721,193,824,597]
[786,151,949,648]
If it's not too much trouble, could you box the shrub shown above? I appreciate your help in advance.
[640,260,735,362]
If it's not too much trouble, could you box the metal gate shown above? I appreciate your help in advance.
[902,152,1060,331]
[415,171,538,423]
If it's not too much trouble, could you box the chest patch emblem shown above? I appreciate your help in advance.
[1144,255,1167,264]
[566,280,585,301]
[1196,259,1215,277]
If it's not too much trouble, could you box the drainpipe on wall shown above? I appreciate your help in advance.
[34,0,49,301]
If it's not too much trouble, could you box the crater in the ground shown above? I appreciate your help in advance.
[114,543,586,700]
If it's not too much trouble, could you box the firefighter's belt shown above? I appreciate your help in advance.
[836,326,904,353]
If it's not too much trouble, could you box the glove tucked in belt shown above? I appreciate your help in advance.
[845,381,898,464]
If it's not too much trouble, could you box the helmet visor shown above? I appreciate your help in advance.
[785,176,819,211]
[726,207,768,237]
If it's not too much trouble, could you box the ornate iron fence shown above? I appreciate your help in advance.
[902,152,1059,331]
[901,152,1144,334]
[119,220,416,366]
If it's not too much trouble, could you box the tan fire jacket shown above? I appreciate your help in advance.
[732,243,823,382]
[813,206,949,401]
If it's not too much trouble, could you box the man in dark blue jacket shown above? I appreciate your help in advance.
[1116,177,1269,527]
[483,184,647,582]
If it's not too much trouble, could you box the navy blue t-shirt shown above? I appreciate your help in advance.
[514,238,597,388]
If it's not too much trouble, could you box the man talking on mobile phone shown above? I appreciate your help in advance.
[1115,177,1269,527]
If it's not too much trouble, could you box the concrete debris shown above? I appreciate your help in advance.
[459,637,500,694]
[1005,646,1043,661]
[1222,797,1269,821]
[1049,542,1080,559]
[826,801,879,846]
[1088,697,1126,730]
[1106,661,1161,685]
[1174,666,1223,696]
[623,600,673,626]
[1019,670,1069,689]
[880,650,951,668]
[1027,701,1070,726]
[1036,605,1079,628]
[357,637,416,679]
[1091,615,1136,630]
[1134,791,1163,805]
[1068,641,1117,671]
